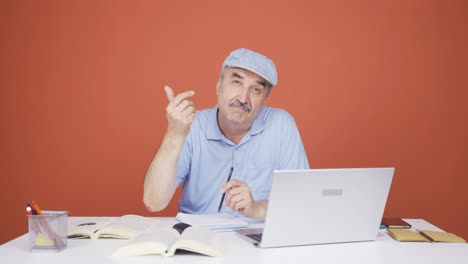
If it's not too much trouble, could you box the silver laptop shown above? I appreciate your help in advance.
[236,168,394,248]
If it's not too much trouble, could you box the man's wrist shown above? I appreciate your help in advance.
[250,200,268,220]
[162,131,187,148]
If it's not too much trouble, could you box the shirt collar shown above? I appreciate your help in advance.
[206,106,266,141]
[206,106,223,140]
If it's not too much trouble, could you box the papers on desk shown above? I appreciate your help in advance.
[176,213,249,232]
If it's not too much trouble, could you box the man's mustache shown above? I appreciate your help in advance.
[229,99,251,113]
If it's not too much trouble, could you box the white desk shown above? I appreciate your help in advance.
[1,218,467,264]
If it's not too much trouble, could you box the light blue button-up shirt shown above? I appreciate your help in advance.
[175,106,309,216]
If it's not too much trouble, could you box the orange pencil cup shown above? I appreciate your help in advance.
[27,211,68,252]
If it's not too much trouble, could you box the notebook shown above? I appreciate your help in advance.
[236,168,394,248]
[176,212,248,232]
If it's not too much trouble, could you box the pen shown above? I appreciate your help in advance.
[27,204,41,233]
[218,167,234,212]
[27,203,37,215]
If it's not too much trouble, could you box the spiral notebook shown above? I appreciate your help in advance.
[176,213,248,232]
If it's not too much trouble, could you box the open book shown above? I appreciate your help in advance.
[176,212,248,232]
[113,223,225,257]
[68,215,162,239]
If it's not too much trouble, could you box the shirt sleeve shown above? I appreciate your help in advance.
[175,135,192,188]
[278,114,310,170]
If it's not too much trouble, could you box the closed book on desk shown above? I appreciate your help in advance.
[419,230,466,243]
[388,229,466,243]
[68,215,163,240]
[381,218,411,229]
[113,224,225,257]
[176,212,248,232]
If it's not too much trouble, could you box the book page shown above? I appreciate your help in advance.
[68,217,113,239]
[113,229,180,257]
[94,215,164,239]
[176,213,248,231]
[165,227,226,257]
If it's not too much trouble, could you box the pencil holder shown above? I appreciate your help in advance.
[27,210,68,252]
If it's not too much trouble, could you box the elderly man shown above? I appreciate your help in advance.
[144,48,309,220]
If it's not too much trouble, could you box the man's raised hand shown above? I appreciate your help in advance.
[164,85,196,137]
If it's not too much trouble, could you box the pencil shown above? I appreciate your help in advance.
[218,167,234,212]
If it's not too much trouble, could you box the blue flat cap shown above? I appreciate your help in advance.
[222,48,278,87]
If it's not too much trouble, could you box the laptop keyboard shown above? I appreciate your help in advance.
[246,233,263,242]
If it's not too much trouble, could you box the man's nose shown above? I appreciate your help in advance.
[238,86,250,103]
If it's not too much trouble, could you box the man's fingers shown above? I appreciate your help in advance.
[227,192,241,209]
[165,88,196,121]
[225,187,240,205]
[226,186,243,197]
[175,100,194,113]
[222,179,243,192]
[183,106,196,119]
[227,194,250,212]
[170,90,195,109]
[227,192,243,206]
[164,86,195,105]
[164,86,175,101]
[234,200,249,211]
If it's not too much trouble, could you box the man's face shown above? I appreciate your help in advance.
[217,67,271,128]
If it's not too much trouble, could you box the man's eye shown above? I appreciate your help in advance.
[253,87,262,94]
[233,80,241,86]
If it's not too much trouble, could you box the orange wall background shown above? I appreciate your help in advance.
[1,0,467,244]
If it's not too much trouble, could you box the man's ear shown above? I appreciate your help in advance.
[265,86,272,98]
[216,80,221,95]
